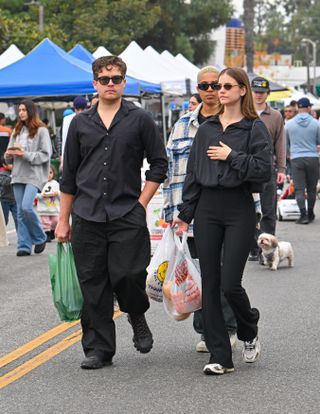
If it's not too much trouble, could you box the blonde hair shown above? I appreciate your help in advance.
[216,67,259,120]
[197,66,219,83]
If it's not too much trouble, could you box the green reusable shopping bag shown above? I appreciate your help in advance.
[48,242,83,322]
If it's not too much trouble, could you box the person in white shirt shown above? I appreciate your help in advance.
[60,96,88,168]
[37,166,60,242]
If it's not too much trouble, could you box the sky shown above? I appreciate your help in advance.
[232,0,243,17]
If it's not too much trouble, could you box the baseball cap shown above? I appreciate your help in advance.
[73,96,88,110]
[297,97,312,108]
[251,77,270,92]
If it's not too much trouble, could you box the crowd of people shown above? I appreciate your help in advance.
[1,55,319,376]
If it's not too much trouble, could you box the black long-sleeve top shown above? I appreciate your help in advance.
[60,99,168,222]
[178,116,272,224]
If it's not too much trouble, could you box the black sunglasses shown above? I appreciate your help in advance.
[96,75,124,85]
[197,82,218,91]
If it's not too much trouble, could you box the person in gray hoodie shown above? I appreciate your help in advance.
[285,97,320,224]
[5,100,51,255]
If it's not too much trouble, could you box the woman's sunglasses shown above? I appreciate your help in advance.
[96,75,124,85]
[198,82,241,91]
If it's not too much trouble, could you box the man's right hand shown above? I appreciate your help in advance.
[55,220,71,242]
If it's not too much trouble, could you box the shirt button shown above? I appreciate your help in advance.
[103,162,107,165]
[103,177,106,181]
[103,192,107,196]
[105,147,108,150]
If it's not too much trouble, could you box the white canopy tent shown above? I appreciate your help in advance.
[93,46,112,59]
[0,44,24,69]
[161,50,199,81]
[283,90,320,109]
[120,41,190,95]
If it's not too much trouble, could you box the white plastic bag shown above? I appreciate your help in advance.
[163,233,202,321]
[146,227,176,302]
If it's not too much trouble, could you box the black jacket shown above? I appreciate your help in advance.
[178,116,272,223]
[60,99,168,222]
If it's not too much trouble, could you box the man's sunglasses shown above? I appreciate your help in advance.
[198,82,241,91]
[96,75,124,85]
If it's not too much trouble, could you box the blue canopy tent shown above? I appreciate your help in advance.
[0,38,160,99]
[69,44,95,64]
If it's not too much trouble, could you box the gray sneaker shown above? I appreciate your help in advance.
[242,336,261,363]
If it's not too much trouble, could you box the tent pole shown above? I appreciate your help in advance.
[160,93,167,144]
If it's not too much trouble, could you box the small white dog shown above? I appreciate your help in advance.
[257,233,294,271]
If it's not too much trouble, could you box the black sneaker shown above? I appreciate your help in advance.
[296,215,309,224]
[34,241,46,254]
[128,313,153,354]
[248,248,260,261]
[80,355,112,370]
[308,212,315,222]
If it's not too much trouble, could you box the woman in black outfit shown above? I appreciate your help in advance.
[174,68,272,375]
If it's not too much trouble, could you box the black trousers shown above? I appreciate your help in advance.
[194,187,259,368]
[291,157,319,212]
[71,204,151,359]
[260,170,277,235]
[187,238,237,335]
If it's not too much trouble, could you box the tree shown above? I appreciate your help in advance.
[138,0,233,64]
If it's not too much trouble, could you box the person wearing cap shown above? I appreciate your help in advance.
[249,76,286,261]
[285,97,320,224]
[60,96,88,168]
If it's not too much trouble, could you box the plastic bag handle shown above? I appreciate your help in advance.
[173,232,188,252]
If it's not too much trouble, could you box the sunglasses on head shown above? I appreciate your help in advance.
[96,75,124,85]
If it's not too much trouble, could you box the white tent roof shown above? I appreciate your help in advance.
[175,53,200,76]
[120,41,190,94]
[93,46,112,59]
[255,65,320,88]
[161,50,199,81]
[283,90,320,109]
[0,44,24,69]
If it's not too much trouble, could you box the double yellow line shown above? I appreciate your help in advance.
[0,309,122,390]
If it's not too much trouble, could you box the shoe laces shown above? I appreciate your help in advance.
[129,314,150,338]
[244,338,256,351]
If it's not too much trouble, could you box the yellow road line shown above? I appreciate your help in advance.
[0,329,82,390]
[0,321,79,369]
[0,309,122,390]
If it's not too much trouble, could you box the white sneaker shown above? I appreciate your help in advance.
[203,363,234,375]
[196,333,237,353]
[196,340,208,353]
[229,332,237,352]
[242,336,261,363]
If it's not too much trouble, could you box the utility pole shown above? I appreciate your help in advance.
[25,1,44,35]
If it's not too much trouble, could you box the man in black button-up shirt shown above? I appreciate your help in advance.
[56,56,168,369]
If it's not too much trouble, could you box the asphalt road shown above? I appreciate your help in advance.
[1,202,320,414]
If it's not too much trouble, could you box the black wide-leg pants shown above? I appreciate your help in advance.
[194,187,259,368]
[71,204,151,360]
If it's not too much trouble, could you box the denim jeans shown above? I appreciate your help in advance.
[13,184,46,253]
[1,201,18,229]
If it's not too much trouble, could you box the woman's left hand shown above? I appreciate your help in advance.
[7,148,24,158]
[207,141,231,161]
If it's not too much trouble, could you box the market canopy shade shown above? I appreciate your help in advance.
[0,44,24,70]
[0,38,160,99]
[69,44,95,64]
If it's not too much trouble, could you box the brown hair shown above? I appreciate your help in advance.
[216,68,259,120]
[13,99,45,138]
[92,55,127,79]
